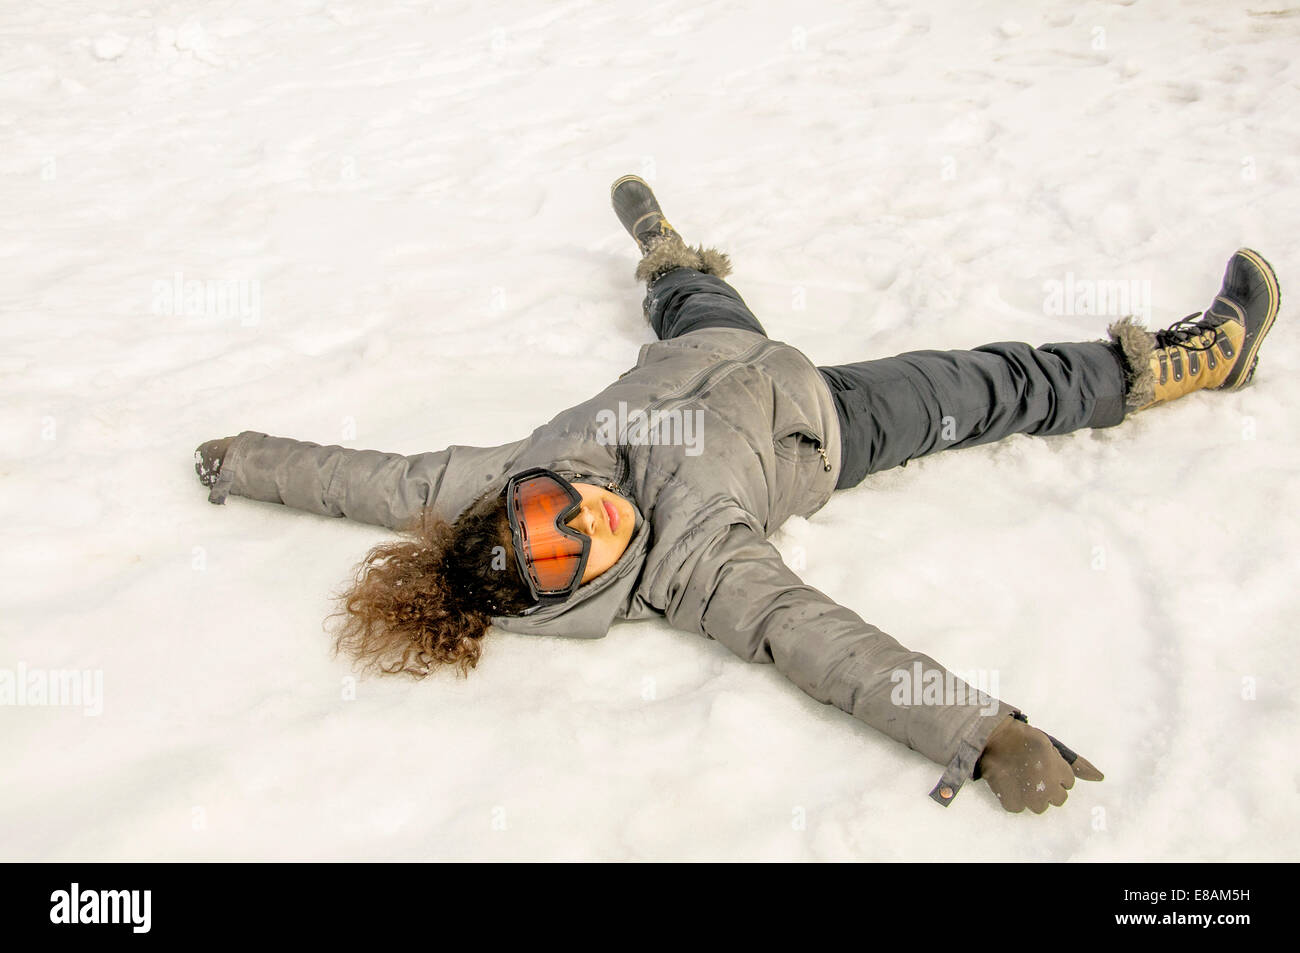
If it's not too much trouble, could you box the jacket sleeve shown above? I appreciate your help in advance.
[204,430,506,531]
[661,520,1020,805]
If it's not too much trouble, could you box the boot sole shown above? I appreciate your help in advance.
[1222,247,1281,390]
[610,173,649,197]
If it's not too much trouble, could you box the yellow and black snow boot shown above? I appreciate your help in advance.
[610,174,732,283]
[1108,248,1281,412]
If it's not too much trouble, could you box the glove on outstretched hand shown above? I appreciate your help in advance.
[194,437,235,489]
[975,716,1104,814]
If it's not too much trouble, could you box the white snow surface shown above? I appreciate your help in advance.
[3,0,1299,861]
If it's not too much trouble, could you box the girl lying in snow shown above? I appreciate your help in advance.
[194,176,1280,814]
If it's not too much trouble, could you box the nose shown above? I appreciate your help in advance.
[567,503,595,536]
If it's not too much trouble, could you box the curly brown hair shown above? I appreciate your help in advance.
[326,488,536,678]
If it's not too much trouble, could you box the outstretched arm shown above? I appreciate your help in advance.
[196,430,523,530]
[661,520,1098,810]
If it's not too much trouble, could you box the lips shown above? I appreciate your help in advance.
[602,499,619,534]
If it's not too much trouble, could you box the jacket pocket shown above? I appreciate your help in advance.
[771,428,831,525]
[773,427,827,466]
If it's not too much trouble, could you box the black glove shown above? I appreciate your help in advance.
[194,436,235,488]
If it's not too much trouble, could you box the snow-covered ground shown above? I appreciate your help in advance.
[3,0,1299,861]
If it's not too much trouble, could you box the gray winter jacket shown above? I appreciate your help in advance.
[207,326,1017,803]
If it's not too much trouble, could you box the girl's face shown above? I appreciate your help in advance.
[566,483,636,583]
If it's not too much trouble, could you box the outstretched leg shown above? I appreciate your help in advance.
[819,340,1127,489]
[822,247,1281,491]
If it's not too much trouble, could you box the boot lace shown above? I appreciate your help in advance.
[1154,312,1219,351]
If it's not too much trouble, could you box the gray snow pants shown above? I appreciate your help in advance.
[645,267,1129,490]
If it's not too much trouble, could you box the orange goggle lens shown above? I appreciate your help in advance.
[507,469,590,601]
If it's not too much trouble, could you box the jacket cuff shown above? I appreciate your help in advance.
[206,431,260,505]
[928,704,1024,807]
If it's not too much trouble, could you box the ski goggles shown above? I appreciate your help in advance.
[505,467,591,606]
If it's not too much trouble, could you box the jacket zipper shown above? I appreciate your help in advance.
[592,340,772,494]
[604,443,630,494]
[603,338,830,483]
[632,338,773,432]
[815,442,832,471]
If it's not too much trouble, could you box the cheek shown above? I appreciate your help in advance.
[591,536,617,567]
[582,537,615,581]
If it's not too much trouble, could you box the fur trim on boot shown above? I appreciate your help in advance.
[1108,316,1157,410]
[634,236,733,283]
[695,246,733,278]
